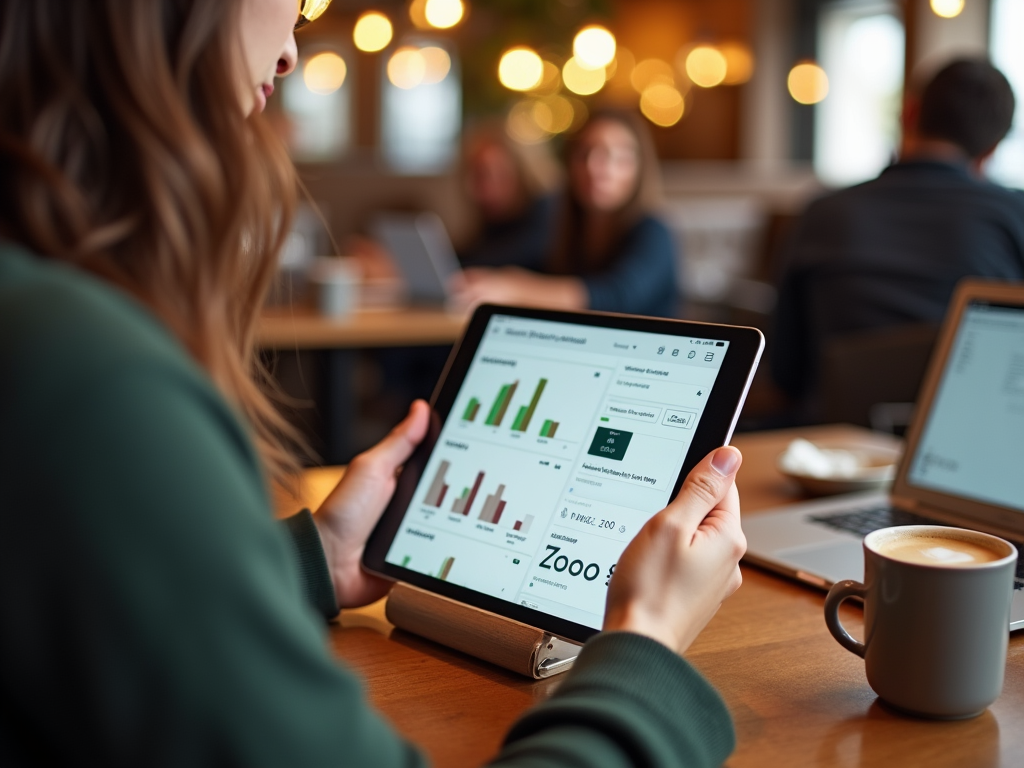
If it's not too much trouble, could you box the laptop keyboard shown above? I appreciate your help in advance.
[810,505,1024,590]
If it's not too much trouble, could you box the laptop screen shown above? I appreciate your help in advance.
[907,300,1024,513]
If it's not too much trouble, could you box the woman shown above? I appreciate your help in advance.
[457,120,559,270]
[0,2,744,765]
[452,110,679,317]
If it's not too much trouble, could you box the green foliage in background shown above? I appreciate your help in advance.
[460,0,612,117]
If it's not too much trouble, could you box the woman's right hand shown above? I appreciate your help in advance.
[603,446,746,654]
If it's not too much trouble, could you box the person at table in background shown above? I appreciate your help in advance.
[772,58,1024,412]
[457,119,560,270]
[452,109,679,318]
[0,2,744,767]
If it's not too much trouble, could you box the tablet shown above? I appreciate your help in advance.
[363,305,764,644]
[370,212,462,305]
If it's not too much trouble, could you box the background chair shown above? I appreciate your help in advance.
[820,323,940,434]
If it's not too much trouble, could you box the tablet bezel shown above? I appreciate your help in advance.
[363,304,764,644]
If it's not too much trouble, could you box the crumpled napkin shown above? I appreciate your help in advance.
[778,439,863,478]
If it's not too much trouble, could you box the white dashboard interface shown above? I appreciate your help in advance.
[385,314,730,630]
[908,302,1024,513]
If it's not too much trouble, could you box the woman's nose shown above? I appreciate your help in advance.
[277,33,298,77]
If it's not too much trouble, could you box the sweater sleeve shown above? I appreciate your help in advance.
[282,509,340,621]
[581,217,679,318]
[499,633,735,768]
[2,253,733,767]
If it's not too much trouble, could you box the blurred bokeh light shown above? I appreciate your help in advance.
[304,52,348,94]
[573,26,617,70]
[419,46,452,84]
[930,0,965,18]
[631,59,675,93]
[425,0,465,29]
[788,62,829,104]
[640,84,685,126]
[719,42,755,85]
[685,46,728,88]
[353,12,393,52]
[388,47,426,89]
[562,57,606,95]
[499,47,544,91]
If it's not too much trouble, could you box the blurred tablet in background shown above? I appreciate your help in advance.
[371,212,462,306]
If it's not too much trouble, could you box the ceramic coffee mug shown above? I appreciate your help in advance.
[308,256,360,318]
[824,525,1017,719]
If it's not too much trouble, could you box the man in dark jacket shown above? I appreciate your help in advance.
[772,59,1024,416]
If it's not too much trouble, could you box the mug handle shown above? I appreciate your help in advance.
[824,580,867,658]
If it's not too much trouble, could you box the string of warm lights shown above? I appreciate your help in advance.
[300,2,843,143]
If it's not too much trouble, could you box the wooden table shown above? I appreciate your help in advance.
[276,425,1024,767]
[258,305,467,349]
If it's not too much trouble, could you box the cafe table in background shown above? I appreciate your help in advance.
[274,424,1024,767]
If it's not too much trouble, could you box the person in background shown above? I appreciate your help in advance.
[457,119,560,270]
[452,109,679,318]
[0,1,745,766]
[772,58,1024,411]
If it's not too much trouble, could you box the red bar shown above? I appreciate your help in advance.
[493,500,506,525]
[513,520,522,531]
[463,472,484,516]
[437,485,448,506]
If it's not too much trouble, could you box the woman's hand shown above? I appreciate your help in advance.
[603,446,746,654]
[313,400,430,609]
[448,267,587,311]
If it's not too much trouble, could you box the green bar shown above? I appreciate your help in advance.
[493,381,518,426]
[511,405,528,431]
[485,385,509,425]
[401,555,411,567]
[540,419,553,437]
[462,397,480,421]
[516,378,547,432]
[600,417,610,422]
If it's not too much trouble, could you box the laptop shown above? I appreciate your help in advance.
[744,279,1024,629]
[371,212,462,305]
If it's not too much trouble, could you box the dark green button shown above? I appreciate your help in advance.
[587,426,633,461]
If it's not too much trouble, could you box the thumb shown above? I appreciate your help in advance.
[363,399,430,471]
[666,446,743,529]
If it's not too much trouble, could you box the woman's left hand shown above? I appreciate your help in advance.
[313,400,430,608]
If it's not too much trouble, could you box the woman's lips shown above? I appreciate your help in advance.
[254,83,274,114]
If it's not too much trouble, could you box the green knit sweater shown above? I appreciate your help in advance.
[0,244,735,767]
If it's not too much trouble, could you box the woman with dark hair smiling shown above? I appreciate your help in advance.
[452,110,679,317]
[0,2,742,765]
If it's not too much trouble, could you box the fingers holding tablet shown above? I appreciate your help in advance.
[314,399,431,609]
[362,305,763,644]
[603,446,747,654]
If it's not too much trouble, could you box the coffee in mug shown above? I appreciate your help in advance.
[824,525,1017,719]
[875,533,1003,567]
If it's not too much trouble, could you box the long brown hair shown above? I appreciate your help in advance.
[0,0,302,482]
[548,109,663,275]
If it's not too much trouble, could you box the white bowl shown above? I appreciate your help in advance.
[777,439,903,496]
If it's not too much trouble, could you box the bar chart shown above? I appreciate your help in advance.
[513,515,534,533]
[462,398,481,422]
[466,376,566,436]
[511,378,547,432]
[438,556,454,580]
[539,419,559,438]
[451,471,485,515]
[484,381,519,426]
[478,484,507,524]
[418,454,548,537]
[422,460,451,507]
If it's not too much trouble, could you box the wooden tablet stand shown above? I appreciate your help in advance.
[385,582,582,679]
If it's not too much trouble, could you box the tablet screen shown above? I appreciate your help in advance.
[383,313,731,630]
